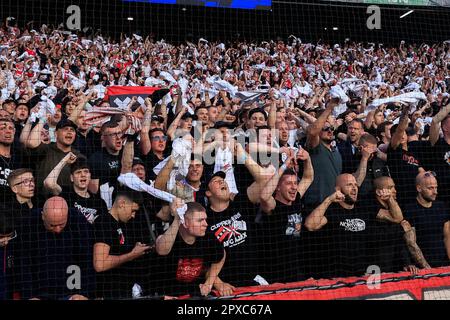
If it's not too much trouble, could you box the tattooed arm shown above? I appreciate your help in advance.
[401,220,431,269]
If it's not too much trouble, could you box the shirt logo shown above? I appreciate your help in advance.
[117,228,125,245]
[444,151,450,167]
[286,213,303,237]
[340,219,366,232]
[176,258,204,283]
[212,213,247,248]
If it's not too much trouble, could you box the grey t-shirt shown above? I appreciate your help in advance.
[304,141,342,206]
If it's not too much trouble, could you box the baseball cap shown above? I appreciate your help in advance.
[56,119,77,131]
[206,171,226,190]
[151,115,164,123]
[132,157,146,167]
[181,113,198,121]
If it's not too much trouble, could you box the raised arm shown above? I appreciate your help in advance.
[43,152,78,195]
[305,191,344,231]
[260,159,290,214]
[167,107,187,141]
[120,136,135,175]
[139,100,153,156]
[216,91,232,122]
[353,143,377,186]
[174,86,183,115]
[204,91,212,107]
[267,100,277,129]
[429,103,450,146]
[155,199,184,256]
[68,91,95,123]
[296,149,314,197]
[154,157,175,191]
[390,105,411,150]
[24,118,44,149]
[306,97,340,149]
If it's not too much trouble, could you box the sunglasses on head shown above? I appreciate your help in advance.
[322,127,334,133]
[424,171,437,178]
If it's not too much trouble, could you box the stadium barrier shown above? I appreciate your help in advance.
[210,267,450,300]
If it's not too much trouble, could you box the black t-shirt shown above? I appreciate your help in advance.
[142,151,166,182]
[404,200,450,268]
[387,145,421,204]
[60,186,107,225]
[0,146,23,202]
[318,201,377,278]
[257,194,305,283]
[88,148,121,207]
[73,129,102,158]
[21,209,94,300]
[161,233,224,297]
[428,139,450,205]
[364,198,411,273]
[206,192,258,286]
[94,213,137,299]
[88,148,121,186]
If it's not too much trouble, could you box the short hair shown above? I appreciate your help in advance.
[185,202,206,217]
[195,105,208,113]
[115,189,144,206]
[359,133,378,145]
[373,176,393,190]
[281,168,298,180]
[149,128,165,137]
[100,120,120,134]
[390,124,399,137]
[7,168,33,187]
[70,156,90,174]
[0,118,15,125]
[376,121,393,139]
[349,118,364,128]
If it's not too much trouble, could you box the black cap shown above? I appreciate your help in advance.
[132,157,146,167]
[181,113,198,121]
[213,121,234,129]
[206,171,226,190]
[248,107,268,121]
[2,99,17,106]
[56,119,77,131]
[151,115,164,123]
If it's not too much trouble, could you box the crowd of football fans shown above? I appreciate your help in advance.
[0,20,449,300]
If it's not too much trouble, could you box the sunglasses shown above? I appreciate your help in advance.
[322,127,334,133]
[151,136,168,142]
[424,171,437,178]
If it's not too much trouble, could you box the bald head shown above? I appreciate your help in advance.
[374,176,394,190]
[415,171,438,203]
[43,197,69,234]
[336,174,356,188]
[416,171,438,186]
[336,174,358,204]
